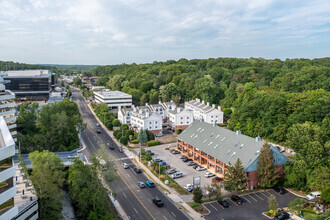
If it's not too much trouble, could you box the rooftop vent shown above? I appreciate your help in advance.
[215,135,220,139]
[201,129,204,133]
[191,133,195,138]
[236,130,241,135]
[203,139,207,143]
[197,128,201,131]
[208,142,213,146]
[255,150,260,155]
[214,144,218,149]
[221,137,226,142]
[234,142,239,147]
[226,149,231,155]
[210,132,214,137]
[231,152,236,157]
[240,144,244,149]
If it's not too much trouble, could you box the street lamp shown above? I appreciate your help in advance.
[159,162,161,184]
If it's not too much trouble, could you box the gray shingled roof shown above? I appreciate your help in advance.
[177,120,264,168]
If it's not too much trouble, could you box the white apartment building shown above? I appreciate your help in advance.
[118,107,133,125]
[0,72,17,141]
[148,102,166,119]
[0,116,18,220]
[185,98,224,124]
[130,109,163,136]
[168,108,194,130]
[94,89,132,109]
[161,100,177,119]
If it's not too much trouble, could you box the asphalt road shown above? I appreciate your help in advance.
[71,87,189,220]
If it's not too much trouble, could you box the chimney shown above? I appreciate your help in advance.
[118,106,121,110]
[218,106,221,111]
[145,103,149,106]
[202,100,205,104]
[177,107,181,113]
[200,117,204,122]
[195,98,198,102]
[236,130,241,135]
[139,109,142,114]
[213,122,217,127]
[212,104,215,108]
[207,102,209,106]
[132,104,135,108]
[158,100,161,104]
[170,100,173,103]
[255,135,261,142]
[146,112,150,117]
[133,106,137,112]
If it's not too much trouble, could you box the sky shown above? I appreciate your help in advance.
[0,0,329,65]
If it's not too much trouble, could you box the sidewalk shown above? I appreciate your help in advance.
[87,102,203,220]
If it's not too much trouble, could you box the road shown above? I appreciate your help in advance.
[71,87,189,220]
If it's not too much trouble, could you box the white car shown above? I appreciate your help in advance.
[184,184,194,192]
[122,163,129,169]
[196,166,206,171]
[204,172,215,178]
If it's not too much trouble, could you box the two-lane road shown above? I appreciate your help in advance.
[71,88,189,220]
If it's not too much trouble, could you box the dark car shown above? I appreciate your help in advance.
[109,145,115,150]
[146,150,154,156]
[134,167,142,173]
[179,155,187,159]
[192,164,199,169]
[230,195,243,205]
[97,129,101,134]
[118,147,124,153]
[274,212,290,220]
[212,177,223,182]
[146,180,155,187]
[274,186,285,194]
[218,199,229,208]
[183,158,192,163]
[153,158,162,163]
[153,197,164,207]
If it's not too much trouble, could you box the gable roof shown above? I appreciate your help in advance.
[169,109,193,116]
[177,120,264,169]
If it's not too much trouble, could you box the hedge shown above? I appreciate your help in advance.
[147,140,160,147]
[130,140,139,144]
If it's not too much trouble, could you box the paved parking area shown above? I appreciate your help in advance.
[204,189,299,220]
[142,144,219,191]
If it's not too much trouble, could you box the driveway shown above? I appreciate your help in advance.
[204,189,299,220]
[140,144,224,192]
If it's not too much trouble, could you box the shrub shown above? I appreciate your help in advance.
[120,136,128,145]
[193,187,203,203]
[175,129,182,134]
[130,140,139,144]
[145,130,155,141]
[147,140,160,147]
[121,124,129,130]
[321,186,330,203]
[115,132,122,140]
[265,212,271,216]
[190,202,203,212]
[288,198,308,211]
[112,119,121,127]
[145,153,152,161]
[113,130,120,137]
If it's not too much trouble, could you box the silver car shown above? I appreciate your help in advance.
[122,163,129,169]
[166,168,176,174]
[196,166,206,171]
[138,181,145,188]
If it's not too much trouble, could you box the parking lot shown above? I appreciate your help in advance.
[204,189,299,220]
[141,144,223,192]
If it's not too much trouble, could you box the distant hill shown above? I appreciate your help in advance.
[41,64,100,71]
[0,60,55,71]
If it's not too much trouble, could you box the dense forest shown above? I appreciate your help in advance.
[92,57,330,191]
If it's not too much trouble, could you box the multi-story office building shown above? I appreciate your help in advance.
[0,72,17,141]
[0,116,18,219]
[3,70,53,100]
[94,90,132,109]
[185,98,224,124]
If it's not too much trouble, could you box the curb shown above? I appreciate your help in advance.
[283,188,306,198]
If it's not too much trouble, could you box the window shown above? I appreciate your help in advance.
[149,126,152,129]
[155,126,158,129]
[181,117,183,120]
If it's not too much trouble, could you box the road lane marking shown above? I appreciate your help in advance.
[242,195,251,203]
[134,208,138,214]
[116,171,156,220]
[171,212,176,217]
[148,199,152,203]
[254,193,264,200]
[210,203,218,211]
[163,216,168,220]
[84,155,90,164]
[247,194,257,202]
[123,192,127,198]
[126,174,130,178]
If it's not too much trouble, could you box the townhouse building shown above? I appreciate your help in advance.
[161,100,177,119]
[147,102,166,119]
[168,108,194,130]
[130,109,163,136]
[185,98,224,124]
[176,120,288,189]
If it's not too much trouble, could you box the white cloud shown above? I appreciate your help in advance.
[0,0,329,64]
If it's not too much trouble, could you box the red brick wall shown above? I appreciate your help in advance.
[247,165,285,189]
[175,125,189,130]
[150,129,162,135]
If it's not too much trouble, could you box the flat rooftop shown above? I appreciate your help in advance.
[5,70,50,77]
[94,90,132,98]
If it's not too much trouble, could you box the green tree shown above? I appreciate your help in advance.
[29,151,65,220]
[268,195,278,211]
[257,143,280,188]
[204,184,215,200]
[60,80,65,87]
[137,129,148,144]
[308,166,330,191]
[321,186,330,203]
[107,75,125,90]
[112,119,121,127]
[193,187,203,203]
[211,181,223,199]
[223,158,247,193]
[121,124,129,130]
[284,160,309,190]
[120,136,128,145]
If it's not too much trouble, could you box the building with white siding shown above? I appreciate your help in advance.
[94,89,132,109]
[185,98,224,124]
[161,100,177,119]
[168,108,194,130]
[130,109,163,136]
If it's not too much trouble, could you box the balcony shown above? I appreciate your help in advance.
[0,179,16,205]
[0,199,18,220]
[0,159,15,183]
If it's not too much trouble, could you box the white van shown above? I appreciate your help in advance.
[306,191,321,200]
[170,172,183,179]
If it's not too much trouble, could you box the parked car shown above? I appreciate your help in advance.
[192,164,199,169]
[218,199,229,208]
[196,166,206,171]
[146,150,154,156]
[153,197,164,207]
[184,184,194,192]
[170,171,183,179]
[230,195,243,205]
[274,212,290,220]
[97,129,101,134]
[109,144,115,150]
[273,186,285,194]
[212,177,223,182]
[306,191,321,200]
[146,180,155,187]
[179,155,187,159]
[134,167,142,173]
[118,147,124,153]
[153,158,162,163]
[122,163,129,169]
[96,123,100,127]
[171,150,180,154]
[138,181,145,188]
[187,161,196,166]
[204,172,215,178]
[183,158,193,163]
[166,168,176,174]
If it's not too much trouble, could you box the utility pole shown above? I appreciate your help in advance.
[159,162,161,184]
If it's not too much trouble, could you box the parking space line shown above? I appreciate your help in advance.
[260,192,270,199]
[148,199,152,203]
[171,212,176,217]
[123,192,127,198]
[210,203,218,211]
[218,203,225,209]
[227,199,238,206]
[247,194,257,202]
[163,216,168,220]
[134,208,138,214]
[241,195,251,203]
[266,190,276,196]
[253,193,264,200]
